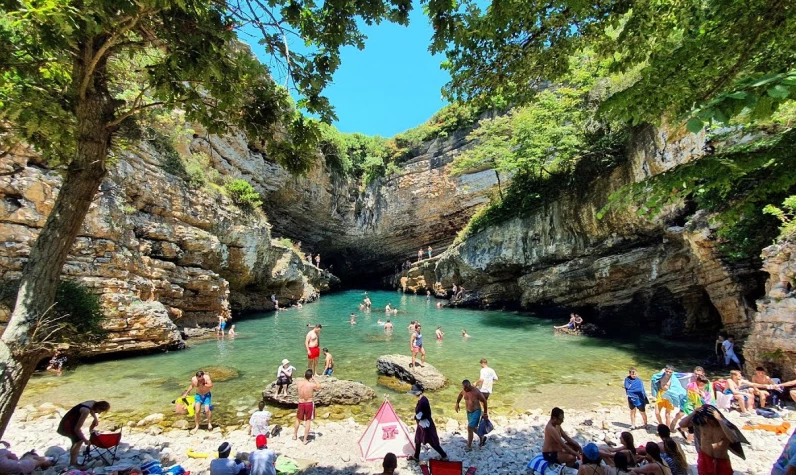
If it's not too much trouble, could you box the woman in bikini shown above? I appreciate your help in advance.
[631,442,672,475]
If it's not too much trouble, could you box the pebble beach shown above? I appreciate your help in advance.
[2,402,788,474]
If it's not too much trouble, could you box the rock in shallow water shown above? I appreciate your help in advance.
[261,375,375,406]
[376,354,447,390]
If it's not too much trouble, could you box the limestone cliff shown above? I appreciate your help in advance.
[392,127,765,338]
[744,241,796,378]
[0,139,337,356]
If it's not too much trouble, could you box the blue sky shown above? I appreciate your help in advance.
[240,8,450,138]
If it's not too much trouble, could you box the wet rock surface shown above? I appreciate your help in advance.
[376,354,447,390]
[261,375,376,407]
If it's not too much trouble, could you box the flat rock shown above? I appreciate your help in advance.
[261,375,375,407]
[376,354,447,390]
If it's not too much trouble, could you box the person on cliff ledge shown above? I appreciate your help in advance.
[417,249,423,262]
[427,246,433,258]
[305,324,322,376]
[184,370,214,433]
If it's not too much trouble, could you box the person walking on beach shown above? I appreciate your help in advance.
[294,370,321,445]
[476,358,498,400]
[542,407,581,467]
[275,359,295,395]
[410,323,425,369]
[57,400,111,468]
[722,335,741,369]
[456,379,489,450]
[651,365,685,428]
[306,324,322,376]
[183,370,214,433]
[407,384,447,463]
[625,368,649,429]
[679,404,748,475]
[322,348,334,376]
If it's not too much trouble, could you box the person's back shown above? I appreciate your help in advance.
[249,448,277,475]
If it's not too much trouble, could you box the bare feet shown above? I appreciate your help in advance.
[292,436,298,441]
[190,427,199,434]
[207,424,213,430]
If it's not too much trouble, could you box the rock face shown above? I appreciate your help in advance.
[390,127,765,338]
[261,375,376,406]
[0,138,337,356]
[744,241,796,378]
[376,354,447,390]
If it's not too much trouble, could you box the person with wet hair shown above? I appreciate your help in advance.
[631,442,672,475]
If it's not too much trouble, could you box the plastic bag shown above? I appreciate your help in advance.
[477,417,494,437]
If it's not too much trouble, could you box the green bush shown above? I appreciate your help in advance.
[0,280,106,344]
[224,179,262,210]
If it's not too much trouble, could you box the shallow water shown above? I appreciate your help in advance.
[21,290,706,426]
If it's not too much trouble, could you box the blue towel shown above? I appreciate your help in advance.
[624,376,649,407]
[651,371,686,408]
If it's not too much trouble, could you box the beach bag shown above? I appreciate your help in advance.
[164,465,185,475]
[141,460,163,475]
[756,408,779,419]
[477,418,494,438]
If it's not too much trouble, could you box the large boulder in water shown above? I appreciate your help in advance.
[262,375,375,407]
[376,354,447,390]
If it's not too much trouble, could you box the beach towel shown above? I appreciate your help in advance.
[742,421,790,435]
[528,455,550,475]
[651,371,686,410]
[684,382,715,415]
[624,376,649,408]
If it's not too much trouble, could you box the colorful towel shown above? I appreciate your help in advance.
[651,371,686,409]
[683,382,714,414]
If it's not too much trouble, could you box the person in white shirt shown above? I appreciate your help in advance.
[249,435,277,475]
[209,442,245,475]
[275,359,296,396]
[249,401,272,436]
[722,335,741,369]
[475,358,498,400]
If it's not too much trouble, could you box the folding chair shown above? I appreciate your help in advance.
[420,459,477,474]
[83,430,122,465]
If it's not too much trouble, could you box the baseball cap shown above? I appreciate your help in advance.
[281,359,290,365]
[255,434,267,448]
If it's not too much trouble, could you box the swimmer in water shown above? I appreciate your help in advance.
[436,326,444,340]
[385,303,392,313]
[384,319,393,331]
[462,329,471,338]
[228,325,236,337]
[436,302,442,308]
[377,318,384,325]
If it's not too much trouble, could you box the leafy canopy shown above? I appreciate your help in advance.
[0,0,416,171]
[428,0,796,130]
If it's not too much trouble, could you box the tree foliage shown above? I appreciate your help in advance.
[764,196,796,243]
[428,0,796,130]
[224,179,263,210]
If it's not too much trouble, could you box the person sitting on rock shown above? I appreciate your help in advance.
[56,400,111,468]
[574,314,583,330]
[275,359,295,396]
[209,442,247,475]
[248,401,272,437]
[554,314,577,330]
[249,435,277,475]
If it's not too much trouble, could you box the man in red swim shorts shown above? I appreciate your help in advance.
[305,324,322,376]
[294,369,321,445]
[679,404,747,475]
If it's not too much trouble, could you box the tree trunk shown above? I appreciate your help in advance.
[0,38,114,437]
[495,170,504,200]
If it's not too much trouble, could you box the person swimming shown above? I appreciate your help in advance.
[436,326,444,340]
[462,329,471,338]
[377,318,384,325]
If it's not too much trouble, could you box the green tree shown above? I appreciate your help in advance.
[0,0,413,437]
[428,0,796,129]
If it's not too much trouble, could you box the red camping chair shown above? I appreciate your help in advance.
[83,430,122,465]
[420,459,477,475]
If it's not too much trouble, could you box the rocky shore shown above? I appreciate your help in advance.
[2,402,784,474]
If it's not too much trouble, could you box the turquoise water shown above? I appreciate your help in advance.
[21,290,705,426]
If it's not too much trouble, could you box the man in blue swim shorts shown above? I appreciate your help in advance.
[455,379,489,450]
[183,370,214,434]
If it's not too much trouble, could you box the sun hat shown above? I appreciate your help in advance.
[282,359,290,365]
[583,443,600,462]
[255,434,267,448]
[407,384,424,396]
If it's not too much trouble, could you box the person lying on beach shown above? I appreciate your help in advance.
[542,407,581,467]
[0,444,53,474]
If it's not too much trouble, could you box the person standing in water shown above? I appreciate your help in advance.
[435,326,444,341]
[410,323,425,369]
[305,324,322,376]
[184,370,214,433]
[462,329,471,338]
[294,370,321,445]
[322,348,334,376]
[384,319,393,331]
[476,358,498,400]
[57,400,111,468]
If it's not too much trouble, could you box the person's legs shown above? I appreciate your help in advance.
[655,405,663,425]
[411,349,416,369]
[303,419,311,445]
[429,439,447,459]
[733,394,747,412]
[205,405,213,430]
[69,440,83,467]
[664,407,672,427]
[629,407,637,427]
[293,415,301,440]
[670,410,683,431]
[466,425,474,448]
[557,451,576,467]
[193,402,201,431]
[420,347,426,365]
[640,407,648,426]
[757,389,770,407]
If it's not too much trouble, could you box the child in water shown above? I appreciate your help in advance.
[228,325,236,337]
[436,327,444,340]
